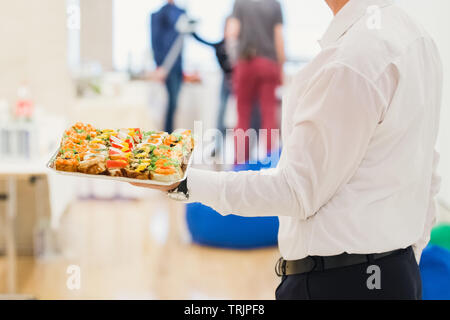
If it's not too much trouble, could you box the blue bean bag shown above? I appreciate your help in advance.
[186,203,279,249]
[419,245,450,300]
[185,150,280,249]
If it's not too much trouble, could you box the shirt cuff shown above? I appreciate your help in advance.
[187,168,222,207]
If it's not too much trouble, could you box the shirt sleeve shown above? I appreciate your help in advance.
[187,63,385,219]
[413,150,441,263]
[151,13,164,66]
[274,1,283,25]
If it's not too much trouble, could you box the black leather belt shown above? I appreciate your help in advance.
[275,248,408,276]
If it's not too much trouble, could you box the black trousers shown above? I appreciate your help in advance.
[275,246,422,300]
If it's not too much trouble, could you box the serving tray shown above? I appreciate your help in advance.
[46,148,193,186]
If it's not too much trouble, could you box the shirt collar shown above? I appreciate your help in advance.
[319,0,394,49]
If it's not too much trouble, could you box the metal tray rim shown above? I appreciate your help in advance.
[46,147,193,186]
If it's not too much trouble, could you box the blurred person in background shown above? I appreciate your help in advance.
[192,17,237,156]
[230,0,285,163]
[151,0,186,133]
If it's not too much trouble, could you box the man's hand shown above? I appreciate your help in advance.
[146,67,168,82]
[130,181,180,192]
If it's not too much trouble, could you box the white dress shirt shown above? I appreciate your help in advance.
[187,0,443,262]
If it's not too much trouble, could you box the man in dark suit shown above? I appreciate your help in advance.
[151,0,185,133]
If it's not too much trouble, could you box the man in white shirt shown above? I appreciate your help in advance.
[135,0,442,299]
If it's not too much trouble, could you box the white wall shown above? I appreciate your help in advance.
[0,0,74,116]
[80,0,113,71]
[396,0,450,208]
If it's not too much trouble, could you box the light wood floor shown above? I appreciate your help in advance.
[0,193,280,299]
[3,193,448,300]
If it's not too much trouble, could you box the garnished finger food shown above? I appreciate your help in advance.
[51,123,193,183]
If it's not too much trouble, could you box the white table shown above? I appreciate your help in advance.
[0,161,50,297]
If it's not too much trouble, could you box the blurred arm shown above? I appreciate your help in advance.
[274,24,285,65]
[192,33,217,47]
[227,17,241,41]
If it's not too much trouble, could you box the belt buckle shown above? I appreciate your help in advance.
[275,257,287,277]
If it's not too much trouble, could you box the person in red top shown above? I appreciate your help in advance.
[229,0,285,163]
